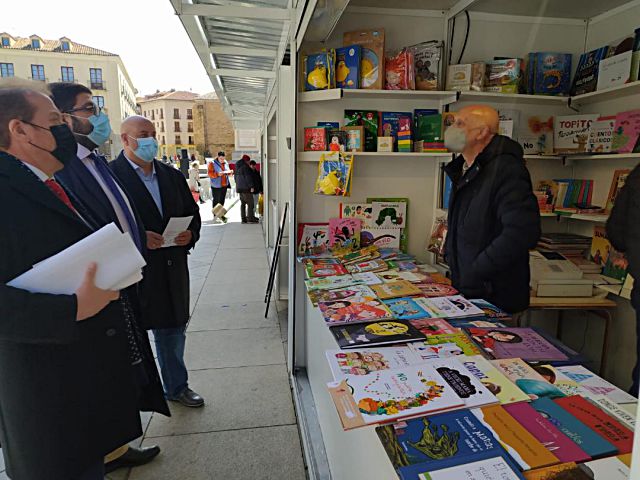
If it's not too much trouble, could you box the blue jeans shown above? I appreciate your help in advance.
[153,326,189,398]
[73,460,104,480]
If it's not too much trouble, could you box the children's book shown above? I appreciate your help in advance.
[345,258,388,274]
[319,295,393,326]
[304,258,348,278]
[304,274,362,291]
[351,272,383,285]
[409,318,458,336]
[367,197,409,252]
[449,319,508,328]
[554,395,633,454]
[529,364,583,397]
[465,328,568,362]
[520,115,554,155]
[611,109,640,153]
[328,218,362,249]
[372,280,422,299]
[491,358,566,400]
[379,112,413,152]
[335,45,361,89]
[422,296,484,319]
[371,201,407,228]
[304,126,328,150]
[361,228,401,249]
[530,397,618,459]
[468,299,512,321]
[376,410,524,480]
[418,457,525,480]
[325,346,421,380]
[523,463,586,480]
[553,115,599,153]
[504,402,591,464]
[297,223,330,258]
[589,396,636,430]
[409,333,483,360]
[415,283,459,298]
[472,405,561,470]
[555,365,637,404]
[339,202,372,225]
[579,455,631,479]
[383,297,430,320]
[428,358,499,408]
[602,245,628,281]
[461,356,530,405]
[605,169,631,213]
[590,226,612,267]
[307,284,375,307]
[345,110,379,152]
[378,270,423,283]
[571,46,611,96]
[588,116,616,153]
[330,320,426,349]
[327,363,465,429]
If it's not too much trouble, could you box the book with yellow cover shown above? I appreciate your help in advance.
[371,280,422,299]
[472,405,560,471]
[461,355,530,405]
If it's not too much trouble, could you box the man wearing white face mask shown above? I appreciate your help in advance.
[443,105,540,314]
[111,116,204,409]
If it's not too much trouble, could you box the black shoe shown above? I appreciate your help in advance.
[105,445,161,473]
[241,219,248,224]
[248,218,259,223]
[170,388,205,408]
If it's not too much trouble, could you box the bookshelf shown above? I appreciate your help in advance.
[297,151,453,162]
[571,81,640,107]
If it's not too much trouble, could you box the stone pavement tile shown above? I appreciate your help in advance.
[146,365,295,437]
[211,254,268,270]
[211,247,267,261]
[200,266,269,288]
[184,328,285,370]
[189,263,212,279]
[189,276,207,296]
[198,281,267,303]
[129,425,306,480]
[220,237,266,250]
[188,301,277,332]
[0,472,8,479]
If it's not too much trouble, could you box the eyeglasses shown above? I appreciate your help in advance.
[65,102,101,116]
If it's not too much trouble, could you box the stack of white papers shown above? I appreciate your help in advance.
[8,223,146,294]
[161,216,193,248]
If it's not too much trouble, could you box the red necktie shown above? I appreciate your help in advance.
[45,178,77,214]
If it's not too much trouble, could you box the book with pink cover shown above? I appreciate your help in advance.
[612,109,640,153]
[504,402,591,464]
[409,318,458,335]
[328,218,362,249]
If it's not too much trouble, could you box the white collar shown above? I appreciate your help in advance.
[124,152,156,176]
[22,161,50,181]
[77,143,92,160]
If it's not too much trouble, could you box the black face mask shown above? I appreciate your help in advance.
[23,121,77,165]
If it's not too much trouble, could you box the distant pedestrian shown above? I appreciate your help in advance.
[208,151,232,209]
[235,154,258,224]
[188,161,204,204]
[249,160,263,218]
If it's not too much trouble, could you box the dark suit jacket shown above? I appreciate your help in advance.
[56,153,170,416]
[0,152,142,480]
[110,152,201,330]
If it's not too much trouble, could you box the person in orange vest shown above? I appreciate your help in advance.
[208,151,232,208]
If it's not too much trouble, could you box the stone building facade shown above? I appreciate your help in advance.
[193,92,235,160]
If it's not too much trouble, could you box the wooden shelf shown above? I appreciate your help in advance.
[571,81,640,106]
[297,151,453,162]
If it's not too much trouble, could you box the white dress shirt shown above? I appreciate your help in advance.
[23,162,50,181]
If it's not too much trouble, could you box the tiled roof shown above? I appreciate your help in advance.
[196,92,218,100]
[138,90,200,102]
[0,34,116,56]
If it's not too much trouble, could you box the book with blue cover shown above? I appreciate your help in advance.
[383,297,430,320]
[530,397,618,459]
[376,410,523,480]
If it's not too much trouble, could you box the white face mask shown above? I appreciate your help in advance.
[444,126,467,153]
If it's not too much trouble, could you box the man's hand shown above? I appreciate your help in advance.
[76,263,119,321]
[174,230,193,246]
[147,231,164,250]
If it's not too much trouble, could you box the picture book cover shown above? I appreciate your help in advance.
[343,29,385,90]
[588,116,616,153]
[327,363,464,429]
[378,270,423,283]
[325,346,421,380]
[425,296,484,318]
[611,109,640,153]
[429,358,499,408]
[409,318,458,336]
[303,126,328,151]
[521,115,554,155]
[530,52,572,96]
[319,295,393,326]
[416,283,459,298]
[297,223,329,258]
[383,297,430,320]
[602,244,628,281]
[330,320,426,349]
[410,333,483,360]
[361,228,401,249]
[371,201,407,228]
[367,197,409,251]
[351,272,383,285]
[468,299,512,321]
[372,280,422,300]
[530,364,582,397]
[554,395,633,453]
[555,365,637,404]
[461,355,531,405]
[530,397,618,459]
[307,284,375,307]
[571,46,611,96]
[376,410,522,479]
[414,112,445,151]
[304,258,348,278]
[465,328,569,362]
[491,358,566,400]
[380,112,413,151]
[504,402,591,464]
[605,169,631,213]
[589,396,636,430]
[305,51,334,91]
[418,457,525,480]
[580,455,631,479]
[553,115,599,153]
[523,463,587,480]
[345,110,379,152]
[339,202,372,225]
[327,128,346,152]
[304,274,362,291]
[472,405,561,470]
[328,218,362,249]
[345,258,388,274]
[335,45,361,89]
[590,226,611,268]
[449,319,508,329]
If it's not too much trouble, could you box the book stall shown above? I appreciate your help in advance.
[286,1,640,479]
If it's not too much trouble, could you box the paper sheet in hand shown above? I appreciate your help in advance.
[8,223,146,294]
[161,216,193,247]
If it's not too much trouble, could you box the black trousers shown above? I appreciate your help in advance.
[239,192,257,221]
[212,187,228,207]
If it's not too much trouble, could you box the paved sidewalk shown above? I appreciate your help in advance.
[0,201,306,480]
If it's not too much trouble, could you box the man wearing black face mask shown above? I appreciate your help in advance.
[0,80,144,479]
[49,82,168,473]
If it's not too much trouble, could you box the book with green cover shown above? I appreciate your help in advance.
[367,197,409,252]
[409,333,482,361]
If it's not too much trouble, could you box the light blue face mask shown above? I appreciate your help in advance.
[129,136,158,163]
[86,111,112,146]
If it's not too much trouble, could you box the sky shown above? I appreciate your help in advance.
[3,0,214,96]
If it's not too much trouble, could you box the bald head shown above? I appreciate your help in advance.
[457,105,499,134]
[120,115,157,166]
[121,115,154,136]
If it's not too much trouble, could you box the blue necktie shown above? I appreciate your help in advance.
[91,153,143,252]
